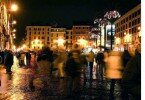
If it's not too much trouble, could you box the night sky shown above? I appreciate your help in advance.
[14,0,141,45]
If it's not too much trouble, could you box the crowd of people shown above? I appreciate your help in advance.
[0,44,141,99]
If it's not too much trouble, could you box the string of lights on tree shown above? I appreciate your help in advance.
[104,10,121,49]
[104,10,121,20]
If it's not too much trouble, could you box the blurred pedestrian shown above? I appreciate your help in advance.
[53,52,67,78]
[0,50,4,64]
[121,50,132,100]
[64,52,81,98]
[122,44,141,100]
[105,51,123,100]
[95,51,105,81]
[26,51,31,67]
[4,50,14,73]
[86,50,95,80]
[70,44,81,63]
[122,50,131,68]
[36,54,51,92]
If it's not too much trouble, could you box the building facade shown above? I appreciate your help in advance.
[114,4,141,54]
[26,25,92,51]
[65,29,73,50]
[26,26,73,51]
[50,27,66,50]
[0,1,9,50]
[26,26,51,50]
[72,25,91,48]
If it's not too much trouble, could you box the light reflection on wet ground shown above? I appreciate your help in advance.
[0,57,122,100]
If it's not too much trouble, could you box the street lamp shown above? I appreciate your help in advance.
[10,3,18,12]
[12,20,17,25]
[104,10,120,50]
[12,29,16,32]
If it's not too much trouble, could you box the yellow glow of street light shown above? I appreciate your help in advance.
[12,20,17,24]
[116,37,121,44]
[138,26,141,31]
[124,34,132,43]
[138,26,141,37]
[11,3,18,11]
[77,39,88,47]
[13,45,16,50]
[124,32,126,35]
[57,38,65,46]
[22,44,26,48]
[12,29,16,32]
[34,39,40,44]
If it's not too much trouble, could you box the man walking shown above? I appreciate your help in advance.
[87,50,95,80]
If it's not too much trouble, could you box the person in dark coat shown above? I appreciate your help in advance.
[86,50,95,80]
[122,50,131,68]
[26,51,31,67]
[121,50,132,100]
[0,51,4,64]
[65,52,81,98]
[122,44,141,100]
[41,46,53,62]
[4,50,14,73]
[95,52,105,81]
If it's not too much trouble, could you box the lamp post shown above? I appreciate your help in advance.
[94,18,110,50]
[100,18,110,49]
[104,10,120,50]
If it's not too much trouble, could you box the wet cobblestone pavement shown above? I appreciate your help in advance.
[0,66,123,100]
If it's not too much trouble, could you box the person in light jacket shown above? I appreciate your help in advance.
[53,52,67,78]
[105,51,123,100]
